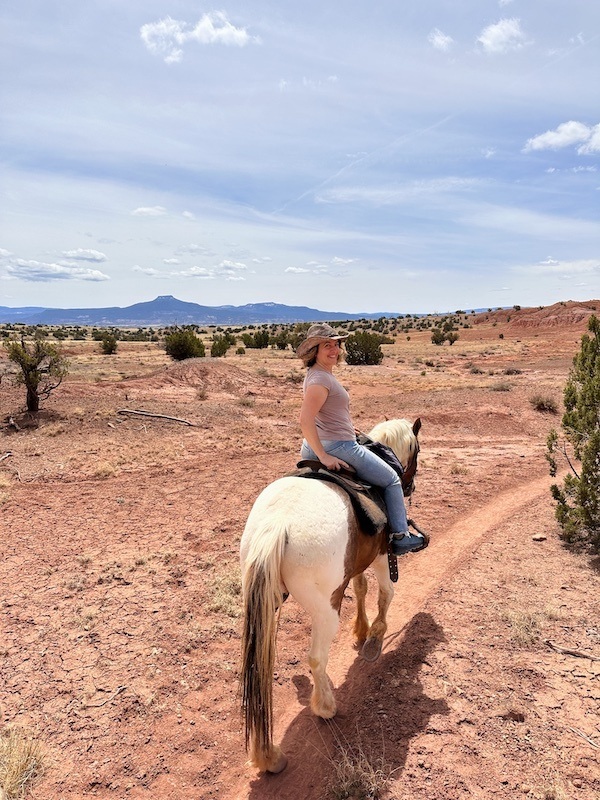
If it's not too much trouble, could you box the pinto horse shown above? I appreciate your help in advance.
[240,418,421,774]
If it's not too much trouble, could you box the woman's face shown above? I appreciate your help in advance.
[315,339,341,370]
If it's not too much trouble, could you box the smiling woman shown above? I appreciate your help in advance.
[296,323,428,556]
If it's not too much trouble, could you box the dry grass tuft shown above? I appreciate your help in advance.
[501,608,542,647]
[205,572,242,618]
[93,461,117,478]
[323,724,395,800]
[0,726,46,800]
[529,394,558,413]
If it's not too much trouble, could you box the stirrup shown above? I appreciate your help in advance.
[389,521,429,555]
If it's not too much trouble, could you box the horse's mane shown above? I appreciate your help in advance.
[367,418,416,465]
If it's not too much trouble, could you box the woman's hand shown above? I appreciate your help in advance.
[320,454,351,471]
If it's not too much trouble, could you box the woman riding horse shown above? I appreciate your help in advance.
[239,325,428,774]
[297,323,428,556]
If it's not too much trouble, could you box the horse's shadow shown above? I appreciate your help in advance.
[247,611,449,800]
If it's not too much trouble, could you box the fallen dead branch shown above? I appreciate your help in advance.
[0,452,12,463]
[117,409,196,426]
[568,726,600,750]
[545,639,600,661]
[83,685,127,708]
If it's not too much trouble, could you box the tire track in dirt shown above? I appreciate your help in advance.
[232,473,557,799]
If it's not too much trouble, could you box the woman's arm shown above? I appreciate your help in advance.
[300,384,350,471]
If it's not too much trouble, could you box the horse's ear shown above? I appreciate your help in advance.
[412,417,422,436]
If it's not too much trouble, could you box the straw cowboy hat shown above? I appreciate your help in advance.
[296,323,349,358]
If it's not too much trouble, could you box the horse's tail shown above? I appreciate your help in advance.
[240,520,288,773]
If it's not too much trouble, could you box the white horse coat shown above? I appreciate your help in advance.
[240,418,421,774]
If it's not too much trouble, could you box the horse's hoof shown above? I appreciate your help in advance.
[311,697,337,718]
[267,753,288,774]
[361,637,382,662]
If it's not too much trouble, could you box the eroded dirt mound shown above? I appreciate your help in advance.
[121,359,277,396]
[474,300,599,329]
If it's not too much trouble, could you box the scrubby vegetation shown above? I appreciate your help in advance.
[164,327,205,360]
[547,315,600,553]
[2,333,69,412]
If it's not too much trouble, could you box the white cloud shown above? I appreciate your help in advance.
[175,260,248,281]
[131,206,167,217]
[428,28,454,52]
[179,266,214,279]
[285,266,310,273]
[331,257,357,266]
[175,243,214,256]
[512,257,600,276]
[133,265,162,276]
[477,18,527,54]
[217,260,248,278]
[523,120,593,152]
[182,211,195,219]
[302,75,339,90]
[140,13,256,64]
[6,260,110,282]
[0,248,13,258]
[317,178,481,206]
[61,248,107,262]
[163,258,181,265]
[578,123,600,154]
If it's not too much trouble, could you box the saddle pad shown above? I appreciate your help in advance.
[290,465,388,537]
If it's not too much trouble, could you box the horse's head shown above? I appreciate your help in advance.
[368,417,421,498]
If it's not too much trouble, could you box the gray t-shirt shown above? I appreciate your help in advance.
[303,367,355,441]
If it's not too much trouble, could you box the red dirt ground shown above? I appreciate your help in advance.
[1,304,599,800]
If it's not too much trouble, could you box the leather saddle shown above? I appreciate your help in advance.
[290,460,388,537]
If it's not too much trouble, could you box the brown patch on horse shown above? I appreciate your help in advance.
[330,513,387,613]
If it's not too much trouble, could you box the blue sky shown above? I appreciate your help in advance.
[1,1,599,314]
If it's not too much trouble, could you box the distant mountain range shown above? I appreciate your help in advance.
[0,295,410,326]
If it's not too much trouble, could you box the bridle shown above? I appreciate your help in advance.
[401,438,420,499]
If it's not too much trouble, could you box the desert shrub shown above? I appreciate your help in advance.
[164,328,205,361]
[431,328,445,346]
[344,332,385,365]
[100,334,118,355]
[530,394,558,413]
[547,315,600,552]
[271,330,290,350]
[241,330,270,349]
[2,334,69,412]
[210,335,230,358]
[504,367,522,375]
[490,381,512,392]
[236,347,245,355]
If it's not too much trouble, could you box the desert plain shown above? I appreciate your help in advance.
[1,301,599,800]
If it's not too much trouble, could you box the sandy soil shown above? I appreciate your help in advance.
[1,304,599,800]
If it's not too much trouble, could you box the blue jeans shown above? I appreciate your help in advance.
[300,438,409,534]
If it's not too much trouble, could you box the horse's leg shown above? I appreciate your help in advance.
[360,555,394,662]
[352,572,370,644]
[308,602,340,719]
